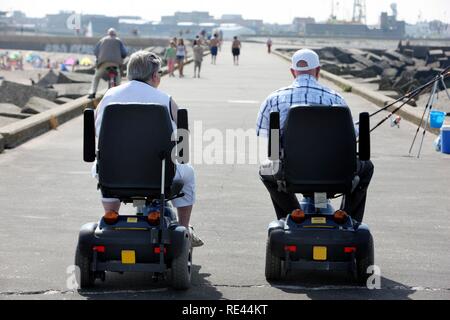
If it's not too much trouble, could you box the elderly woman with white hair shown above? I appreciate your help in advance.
[93,50,204,247]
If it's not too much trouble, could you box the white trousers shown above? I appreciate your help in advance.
[94,163,196,208]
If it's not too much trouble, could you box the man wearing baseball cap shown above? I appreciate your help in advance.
[256,48,374,223]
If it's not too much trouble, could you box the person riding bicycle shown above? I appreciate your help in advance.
[88,28,128,99]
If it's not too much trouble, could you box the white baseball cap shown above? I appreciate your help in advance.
[291,49,321,71]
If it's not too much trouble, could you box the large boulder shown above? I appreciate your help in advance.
[321,63,342,75]
[0,80,57,108]
[0,103,22,114]
[36,69,59,88]
[351,66,380,78]
[57,72,93,84]
[22,97,60,114]
[351,54,374,68]
[37,70,93,88]
[74,66,96,75]
[54,97,75,105]
[51,83,91,99]
[381,68,399,78]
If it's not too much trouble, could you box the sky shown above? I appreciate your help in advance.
[1,0,449,25]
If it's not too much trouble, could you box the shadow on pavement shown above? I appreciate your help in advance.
[268,271,415,300]
[77,264,223,300]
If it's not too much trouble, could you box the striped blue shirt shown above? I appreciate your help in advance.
[256,74,348,137]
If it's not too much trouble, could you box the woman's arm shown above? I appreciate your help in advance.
[170,97,179,124]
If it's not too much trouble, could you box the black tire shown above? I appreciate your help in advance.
[171,237,192,290]
[356,237,375,286]
[75,245,95,289]
[265,238,282,281]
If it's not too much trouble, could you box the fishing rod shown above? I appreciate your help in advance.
[362,66,450,133]
[368,66,450,118]
[411,79,440,158]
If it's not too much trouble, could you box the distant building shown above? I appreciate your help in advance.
[292,17,316,34]
[220,14,244,23]
[406,20,450,39]
[161,11,214,25]
[83,15,119,35]
[305,12,405,39]
[43,12,119,36]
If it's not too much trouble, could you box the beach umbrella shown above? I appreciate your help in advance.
[80,57,93,66]
[9,52,21,60]
[64,57,76,65]
[31,56,44,68]
[26,52,43,63]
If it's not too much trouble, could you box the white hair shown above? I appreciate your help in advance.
[108,28,117,36]
[127,50,162,82]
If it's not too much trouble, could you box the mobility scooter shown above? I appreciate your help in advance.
[263,106,374,285]
[75,104,193,290]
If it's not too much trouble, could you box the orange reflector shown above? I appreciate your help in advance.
[284,245,297,253]
[291,209,306,224]
[103,211,119,225]
[344,247,357,253]
[93,246,105,253]
[147,211,161,226]
[154,247,167,254]
[333,210,349,224]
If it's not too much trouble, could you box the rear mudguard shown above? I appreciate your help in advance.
[353,223,374,259]
[267,220,285,236]
[77,222,98,256]
[167,226,190,260]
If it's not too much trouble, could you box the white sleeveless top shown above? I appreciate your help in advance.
[176,45,186,57]
[95,80,175,137]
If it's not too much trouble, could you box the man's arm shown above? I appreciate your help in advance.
[256,97,271,138]
[93,41,100,58]
[120,41,128,59]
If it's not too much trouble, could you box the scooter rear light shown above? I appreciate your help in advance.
[93,246,105,253]
[344,247,357,253]
[291,209,306,224]
[333,210,349,224]
[154,247,167,254]
[147,211,161,226]
[103,211,119,225]
[284,245,297,253]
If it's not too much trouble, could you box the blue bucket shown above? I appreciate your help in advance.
[430,111,446,129]
[441,125,450,155]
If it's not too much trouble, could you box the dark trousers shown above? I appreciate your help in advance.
[261,160,374,222]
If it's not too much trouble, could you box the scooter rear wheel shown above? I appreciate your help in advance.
[356,237,375,286]
[75,245,95,289]
[265,238,282,281]
[171,236,192,290]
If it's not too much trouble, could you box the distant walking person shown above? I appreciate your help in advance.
[88,28,128,99]
[193,40,204,78]
[176,38,187,78]
[231,36,241,65]
[266,38,273,54]
[164,41,177,77]
[209,34,220,65]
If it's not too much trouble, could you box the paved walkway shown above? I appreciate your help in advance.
[0,42,449,300]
